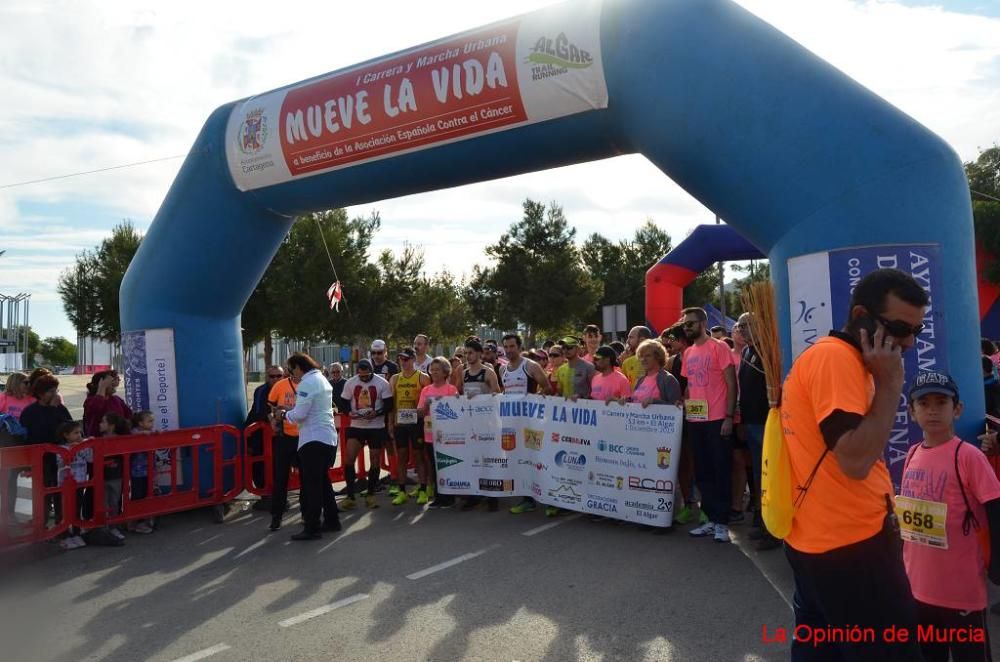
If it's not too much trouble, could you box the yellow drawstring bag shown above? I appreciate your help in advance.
[761,406,794,539]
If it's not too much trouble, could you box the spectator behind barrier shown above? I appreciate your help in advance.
[83,370,133,438]
[20,375,72,445]
[0,372,33,421]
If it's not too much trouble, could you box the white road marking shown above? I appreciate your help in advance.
[197,534,223,546]
[406,544,500,580]
[521,513,582,537]
[278,593,368,627]
[169,642,231,662]
[233,537,269,559]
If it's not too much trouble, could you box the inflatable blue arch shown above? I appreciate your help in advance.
[121,0,978,456]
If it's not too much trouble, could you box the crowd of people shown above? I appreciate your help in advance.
[245,320,776,552]
[10,267,1000,659]
[0,367,165,548]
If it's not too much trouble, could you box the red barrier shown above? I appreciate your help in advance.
[1,444,72,546]
[70,426,242,529]
[380,428,420,479]
[3,415,402,548]
[243,414,368,497]
[1,426,242,546]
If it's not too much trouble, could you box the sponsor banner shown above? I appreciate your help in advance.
[787,244,946,486]
[122,328,180,431]
[226,0,607,191]
[431,394,682,526]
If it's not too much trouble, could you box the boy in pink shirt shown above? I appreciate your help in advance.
[900,370,1000,661]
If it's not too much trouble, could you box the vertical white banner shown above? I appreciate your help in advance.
[787,251,833,360]
[122,328,180,431]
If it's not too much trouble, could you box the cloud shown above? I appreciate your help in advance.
[738,0,1000,158]
[1,0,998,337]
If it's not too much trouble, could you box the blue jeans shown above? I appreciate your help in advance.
[743,423,766,527]
[689,419,731,525]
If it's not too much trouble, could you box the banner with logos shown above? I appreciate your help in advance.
[787,244,945,486]
[429,394,682,527]
[226,0,607,191]
[121,328,180,431]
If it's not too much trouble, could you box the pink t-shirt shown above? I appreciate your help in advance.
[590,371,631,401]
[900,437,1000,611]
[630,375,660,403]
[418,383,459,412]
[681,338,733,421]
[0,393,35,420]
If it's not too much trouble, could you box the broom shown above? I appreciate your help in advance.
[741,281,782,406]
[741,281,794,538]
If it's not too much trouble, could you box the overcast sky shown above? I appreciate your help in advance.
[1,0,998,341]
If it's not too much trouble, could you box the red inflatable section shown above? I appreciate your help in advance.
[645,263,697,334]
[977,243,1000,319]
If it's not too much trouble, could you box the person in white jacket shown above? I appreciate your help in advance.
[277,352,340,541]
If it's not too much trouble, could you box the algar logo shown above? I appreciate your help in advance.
[526,33,594,69]
[435,402,460,420]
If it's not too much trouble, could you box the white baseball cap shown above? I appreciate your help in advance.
[370,339,387,351]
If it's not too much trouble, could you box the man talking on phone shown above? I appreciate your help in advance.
[781,268,928,661]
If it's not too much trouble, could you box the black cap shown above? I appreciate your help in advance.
[594,345,618,366]
[398,347,416,359]
[909,371,959,401]
[357,359,373,371]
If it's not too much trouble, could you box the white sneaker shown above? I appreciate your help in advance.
[714,524,730,543]
[689,522,716,537]
[109,527,125,541]
[70,535,87,548]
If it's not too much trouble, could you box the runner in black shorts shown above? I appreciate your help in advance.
[338,359,394,509]
[388,347,430,505]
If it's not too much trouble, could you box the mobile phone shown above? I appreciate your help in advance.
[856,314,878,346]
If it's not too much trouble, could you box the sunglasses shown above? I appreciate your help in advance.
[266,374,283,379]
[371,350,385,355]
[876,314,925,339]
[682,321,701,328]
[548,353,562,358]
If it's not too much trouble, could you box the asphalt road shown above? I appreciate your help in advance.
[2,490,799,662]
[3,375,993,661]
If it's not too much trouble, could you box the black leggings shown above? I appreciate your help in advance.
[785,522,922,661]
[297,442,338,532]
[916,600,992,662]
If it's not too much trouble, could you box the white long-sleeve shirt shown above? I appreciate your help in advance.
[284,369,337,448]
